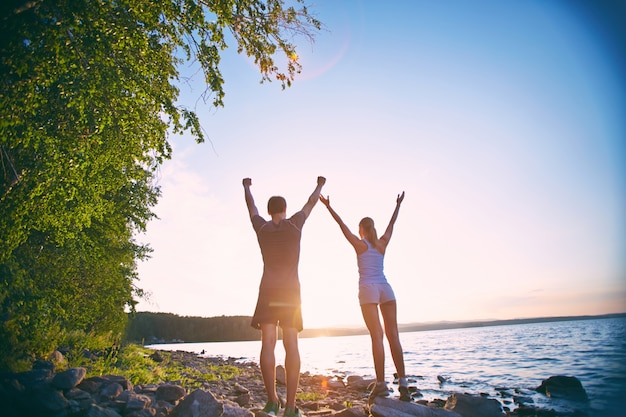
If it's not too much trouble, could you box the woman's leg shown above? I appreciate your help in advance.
[360,303,386,381]
[380,300,405,378]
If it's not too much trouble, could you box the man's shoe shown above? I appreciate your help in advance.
[284,407,303,417]
[262,401,280,416]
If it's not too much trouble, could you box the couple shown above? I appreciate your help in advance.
[242,176,410,417]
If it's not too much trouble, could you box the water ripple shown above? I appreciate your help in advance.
[153,317,626,417]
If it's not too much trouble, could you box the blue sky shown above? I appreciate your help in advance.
[135,0,625,328]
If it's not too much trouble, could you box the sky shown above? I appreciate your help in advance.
[134,0,626,329]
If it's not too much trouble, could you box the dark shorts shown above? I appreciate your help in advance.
[251,287,303,332]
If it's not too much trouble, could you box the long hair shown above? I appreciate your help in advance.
[359,217,378,244]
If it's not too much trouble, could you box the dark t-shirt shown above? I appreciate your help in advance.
[252,211,306,292]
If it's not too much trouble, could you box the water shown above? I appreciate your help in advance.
[150,317,626,416]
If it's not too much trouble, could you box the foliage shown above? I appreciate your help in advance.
[0,0,320,371]
[125,312,260,343]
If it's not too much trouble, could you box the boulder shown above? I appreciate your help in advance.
[33,359,56,372]
[84,403,123,417]
[25,385,69,414]
[235,392,252,407]
[444,393,504,417]
[335,406,369,417]
[234,382,250,394]
[223,398,255,417]
[52,367,86,389]
[535,376,588,401]
[100,382,123,399]
[327,378,346,389]
[156,383,186,402]
[171,389,223,417]
[48,350,67,367]
[371,396,462,417]
[347,376,374,392]
[125,392,152,410]
[15,367,53,388]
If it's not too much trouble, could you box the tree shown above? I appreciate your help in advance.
[0,0,321,370]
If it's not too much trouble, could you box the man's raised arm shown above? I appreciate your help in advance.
[242,178,259,219]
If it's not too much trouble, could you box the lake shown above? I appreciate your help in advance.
[149,317,626,416]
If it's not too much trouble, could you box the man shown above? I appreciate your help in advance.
[243,176,326,417]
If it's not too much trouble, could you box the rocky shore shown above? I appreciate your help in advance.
[0,349,593,417]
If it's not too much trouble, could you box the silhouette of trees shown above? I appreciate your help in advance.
[0,0,320,371]
[125,313,260,343]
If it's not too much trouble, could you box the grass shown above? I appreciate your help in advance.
[60,344,242,388]
[297,391,327,402]
[54,343,332,402]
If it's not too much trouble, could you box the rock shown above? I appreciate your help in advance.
[126,392,152,410]
[308,409,334,416]
[347,376,374,391]
[33,359,56,372]
[408,386,422,399]
[48,350,67,366]
[65,387,92,401]
[4,349,589,417]
[235,392,252,407]
[78,378,103,394]
[328,402,348,411]
[156,383,186,402]
[170,389,223,417]
[27,384,70,414]
[223,398,255,417]
[234,382,250,394]
[137,383,160,395]
[15,367,53,387]
[371,396,463,417]
[335,406,369,417]
[327,378,346,389]
[157,398,177,414]
[276,365,286,385]
[84,403,123,417]
[535,376,588,401]
[83,375,132,391]
[444,393,504,417]
[105,374,133,391]
[100,382,124,399]
[52,367,86,389]
[126,410,157,417]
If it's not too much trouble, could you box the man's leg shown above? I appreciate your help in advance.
[260,324,279,407]
[282,327,300,412]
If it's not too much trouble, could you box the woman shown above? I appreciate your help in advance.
[319,191,411,402]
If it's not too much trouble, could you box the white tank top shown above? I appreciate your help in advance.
[357,239,387,285]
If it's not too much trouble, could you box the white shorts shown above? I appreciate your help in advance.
[359,282,396,305]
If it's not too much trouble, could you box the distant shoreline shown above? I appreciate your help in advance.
[136,311,625,344]
[299,312,626,338]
